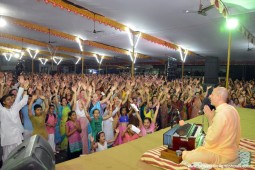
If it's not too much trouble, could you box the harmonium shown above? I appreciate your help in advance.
[160,123,205,163]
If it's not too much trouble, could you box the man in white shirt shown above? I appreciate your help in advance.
[0,80,29,162]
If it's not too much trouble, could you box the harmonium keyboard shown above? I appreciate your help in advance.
[163,123,205,151]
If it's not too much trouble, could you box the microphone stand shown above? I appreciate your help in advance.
[169,108,180,128]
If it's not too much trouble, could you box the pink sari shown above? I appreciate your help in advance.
[78,117,89,154]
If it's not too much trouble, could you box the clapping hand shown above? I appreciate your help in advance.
[203,105,215,121]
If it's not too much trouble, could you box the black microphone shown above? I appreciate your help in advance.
[176,109,185,126]
[176,109,181,120]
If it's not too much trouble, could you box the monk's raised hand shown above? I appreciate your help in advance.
[203,105,215,120]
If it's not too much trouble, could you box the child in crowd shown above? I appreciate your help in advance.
[113,106,133,146]
[0,84,29,161]
[66,111,82,160]
[46,104,57,153]
[91,129,119,152]
[86,102,113,140]
[122,124,140,143]
[103,98,121,148]
[28,95,49,140]
[135,102,160,136]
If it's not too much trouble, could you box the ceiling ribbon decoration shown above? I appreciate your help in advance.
[42,0,193,53]
[240,26,255,46]
[210,0,228,17]
[210,0,255,46]
[4,16,149,59]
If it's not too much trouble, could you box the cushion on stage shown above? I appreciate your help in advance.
[141,138,255,170]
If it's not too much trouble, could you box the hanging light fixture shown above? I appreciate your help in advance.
[3,53,12,61]
[178,47,188,63]
[39,58,48,65]
[0,16,7,27]
[75,57,81,64]
[27,48,39,59]
[94,54,104,64]
[53,56,62,65]
[75,37,84,52]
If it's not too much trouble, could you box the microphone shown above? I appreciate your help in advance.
[176,109,185,126]
[176,109,181,120]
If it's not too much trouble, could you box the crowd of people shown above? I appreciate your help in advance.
[0,72,254,163]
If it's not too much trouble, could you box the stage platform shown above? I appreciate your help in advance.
[56,108,255,170]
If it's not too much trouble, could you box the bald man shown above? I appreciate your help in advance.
[182,87,241,165]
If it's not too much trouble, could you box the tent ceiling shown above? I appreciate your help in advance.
[0,0,255,65]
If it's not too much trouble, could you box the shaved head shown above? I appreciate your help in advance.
[209,87,229,107]
[214,87,228,102]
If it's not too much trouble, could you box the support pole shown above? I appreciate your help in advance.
[32,59,34,73]
[165,63,167,77]
[82,57,84,75]
[225,31,232,89]
[182,61,184,80]
[131,42,135,79]
[51,57,53,72]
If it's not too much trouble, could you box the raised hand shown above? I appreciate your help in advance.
[39,95,46,100]
[61,82,66,89]
[81,82,87,91]
[36,82,42,90]
[207,85,212,90]
[19,75,25,85]
[0,78,4,87]
[78,81,82,88]
[115,128,120,134]
[156,102,160,110]
[24,80,29,90]
[88,86,92,92]
[90,136,94,142]
[164,87,170,93]
[71,85,77,93]
[32,95,38,101]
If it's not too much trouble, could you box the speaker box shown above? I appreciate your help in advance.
[167,57,177,81]
[204,57,219,84]
[2,135,55,170]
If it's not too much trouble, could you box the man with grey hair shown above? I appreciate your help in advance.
[182,87,241,165]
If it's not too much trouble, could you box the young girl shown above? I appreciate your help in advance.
[102,99,120,148]
[58,97,71,150]
[122,124,140,143]
[66,111,82,160]
[45,104,57,153]
[91,129,119,152]
[86,102,113,140]
[113,106,133,146]
[136,102,160,136]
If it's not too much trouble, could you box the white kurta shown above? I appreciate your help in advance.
[0,94,28,146]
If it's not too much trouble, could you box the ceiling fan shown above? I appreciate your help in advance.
[185,0,214,16]
[90,14,104,34]
[48,29,56,44]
